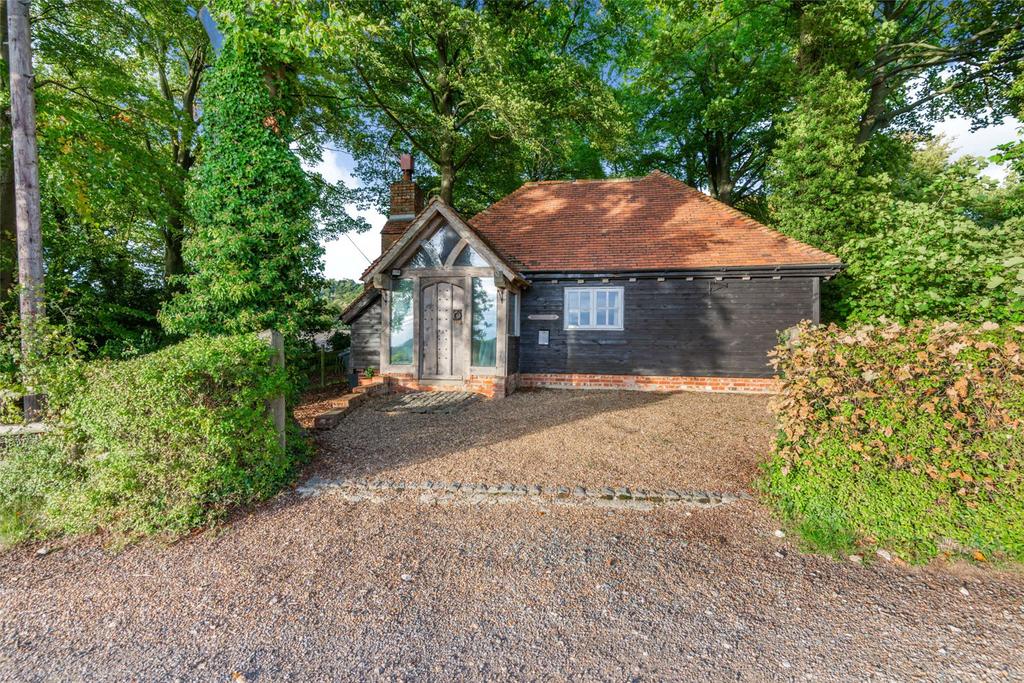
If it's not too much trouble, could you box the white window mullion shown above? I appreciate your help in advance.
[563,286,624,331]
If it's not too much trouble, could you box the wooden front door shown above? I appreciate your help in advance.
[420,280,466,379]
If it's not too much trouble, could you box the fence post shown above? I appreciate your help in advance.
[260,329,286,452]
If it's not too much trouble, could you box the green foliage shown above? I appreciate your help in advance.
[311,0,625,212]
[0,333,300,543]
[160,25,328,336]
[768,66,882,253]
[762,320,1024,564]
[831,141,1024,323]
[838,200,1024,323]
[619,0,793,208]
[0,315,84,423]
[323,278,364,316]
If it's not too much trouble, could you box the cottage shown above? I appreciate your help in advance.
[342,157,842,397]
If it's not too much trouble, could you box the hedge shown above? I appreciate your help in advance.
[0,333,303,544]
[761,320,1024,564]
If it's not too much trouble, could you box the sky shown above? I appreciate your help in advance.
[315,116,1021,281]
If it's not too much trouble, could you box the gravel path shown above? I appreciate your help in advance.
[2,496,1022,681]
[314,389,772,492]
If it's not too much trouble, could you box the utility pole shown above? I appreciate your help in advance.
[7,0,44,420]
[0,0,17,299]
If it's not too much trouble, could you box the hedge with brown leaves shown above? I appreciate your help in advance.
[762,320,1024,564]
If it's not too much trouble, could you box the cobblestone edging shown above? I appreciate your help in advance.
[295,476,750,510]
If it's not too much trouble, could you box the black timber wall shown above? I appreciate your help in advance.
[516,277,815,378]
[350,299,382,371]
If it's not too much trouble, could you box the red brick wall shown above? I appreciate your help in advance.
[374,373,510,399]
[389,181,423,217]
[517,373,779,394]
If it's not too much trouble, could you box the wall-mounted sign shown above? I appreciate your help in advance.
[538,330,550,345]
[528,314,559,321]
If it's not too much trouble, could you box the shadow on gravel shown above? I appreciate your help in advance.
[308,388,672,477]
[288,387,774,510]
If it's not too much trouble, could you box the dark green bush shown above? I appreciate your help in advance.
[761,320,1024,564]
[0,333,301,544]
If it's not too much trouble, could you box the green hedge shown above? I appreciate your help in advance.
[0,333,302,543]
[761,320,1024,564]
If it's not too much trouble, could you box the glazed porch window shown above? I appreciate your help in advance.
[389,279,414,364]
[471,277,498,366]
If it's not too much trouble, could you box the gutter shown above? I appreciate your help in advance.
[521,263,845,282]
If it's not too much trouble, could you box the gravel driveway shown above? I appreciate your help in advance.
[3,389,1023,680]
[3,496,1023,681]
[314,389,772,492]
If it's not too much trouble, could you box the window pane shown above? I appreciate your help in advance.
[454,245,488,267]
[596,309,606,326]
[406,247,436,269]
[389,279,414,364]
[405,224,461,268]
[426,224,461,264]
[508,292,520,336]
[471,277,497,366]
[578,307,591,326]
[607,306,618,327]
[596,291,607,308]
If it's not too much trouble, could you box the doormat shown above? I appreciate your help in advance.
[380,391,479,415]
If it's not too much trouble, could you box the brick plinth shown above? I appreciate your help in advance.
[517,373,779,394]
[372,373,512,399]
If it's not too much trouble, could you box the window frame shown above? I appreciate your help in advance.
[563,286,624,331]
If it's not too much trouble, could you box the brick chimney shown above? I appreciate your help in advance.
[381,154,424,252]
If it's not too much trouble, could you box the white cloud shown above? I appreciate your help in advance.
[931,115,1020,180]
[307,149,386,281]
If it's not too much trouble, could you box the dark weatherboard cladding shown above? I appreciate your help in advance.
[350,298,382,371]
[516,277,817,378]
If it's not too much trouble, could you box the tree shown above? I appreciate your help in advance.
[833,140,1024,322]
[159,6,330,337]
[619,0,793,210]
[793,0,1024,146]
[8,0,45,418]
[35,0,209,284]
[767,66,884,252]
[314,0,624,212]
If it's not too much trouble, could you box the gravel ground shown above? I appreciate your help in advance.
[2,496,1022,681]
[314,389,772,492]
[4,390,1023,681]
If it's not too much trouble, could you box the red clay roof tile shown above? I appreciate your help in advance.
[467,171,840,272]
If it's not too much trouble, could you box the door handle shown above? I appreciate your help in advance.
[453,309,463,321]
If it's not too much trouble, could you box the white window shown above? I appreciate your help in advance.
[564,286,623,330]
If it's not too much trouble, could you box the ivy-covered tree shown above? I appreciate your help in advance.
[159,8,328,337]
[767,66,883,252]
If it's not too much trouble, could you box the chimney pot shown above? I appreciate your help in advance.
[399,153,414,182]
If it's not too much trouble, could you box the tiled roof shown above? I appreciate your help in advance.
[467,171,841,272]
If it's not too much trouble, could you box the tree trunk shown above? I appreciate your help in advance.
[704,131,734,206]
[163,224,185,282]
[0,0,16,300]
[7,0,45,420]
[163,191,186,283]
[439,143,455,205]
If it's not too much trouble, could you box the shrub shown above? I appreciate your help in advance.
[761,320,1024,564]
[0,333,302,543]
